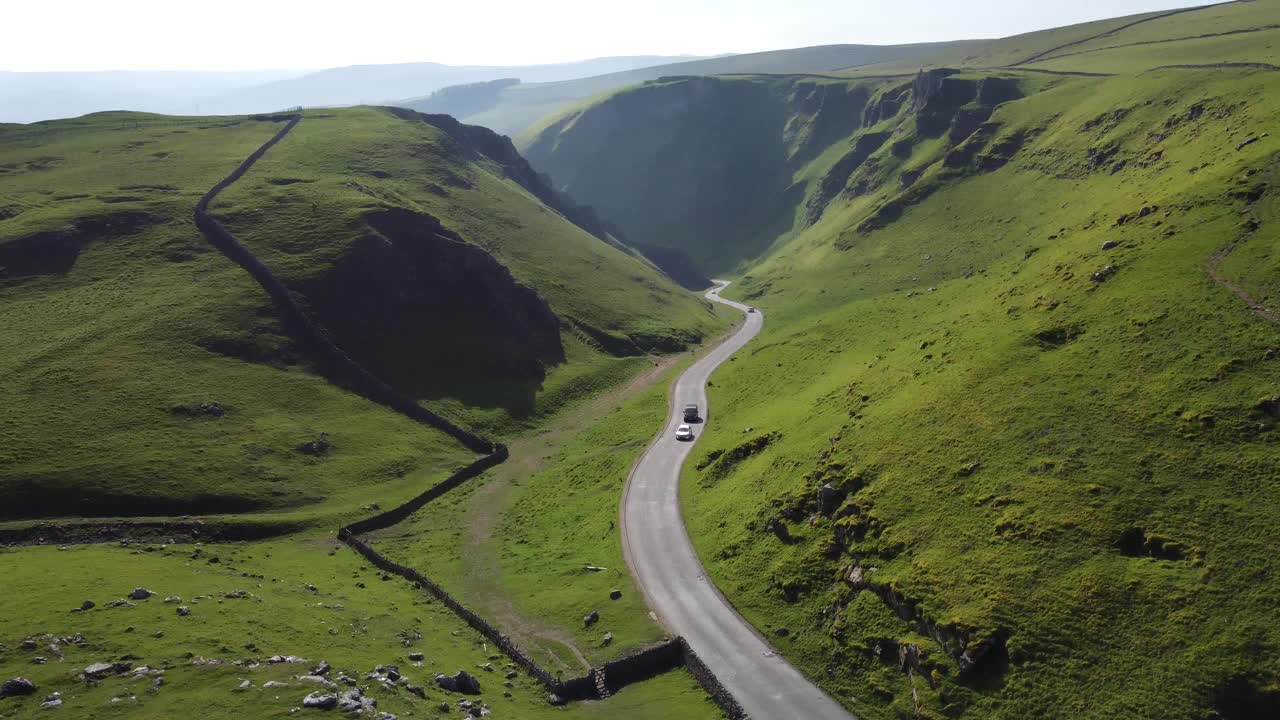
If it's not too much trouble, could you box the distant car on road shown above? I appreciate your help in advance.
[748,307,757,313]
[683,404,700,422]
[675,424,694,441]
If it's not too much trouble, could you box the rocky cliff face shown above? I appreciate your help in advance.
[912,69,1023,140]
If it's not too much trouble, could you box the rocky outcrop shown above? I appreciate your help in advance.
[435,670,482,695]
[0,678,36,698]
[807,132,892,224]
[844,566,1007,677]
[863,84,911,126]
[912,69,1022,141]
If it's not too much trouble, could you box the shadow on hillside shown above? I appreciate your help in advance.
[287,208,564,421]
[0,480,269,521]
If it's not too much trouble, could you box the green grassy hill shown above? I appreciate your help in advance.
[0,108,719,524]
[519,1,1280,717]
[400,42,976,137]
[0,107,728,719]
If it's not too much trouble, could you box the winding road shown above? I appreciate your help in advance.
[621,282,855,720]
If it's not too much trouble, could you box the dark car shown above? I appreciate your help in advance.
[683,404,700,422]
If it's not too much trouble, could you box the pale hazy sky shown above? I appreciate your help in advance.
[7,0,1205,72]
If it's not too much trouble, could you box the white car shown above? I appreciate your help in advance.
[675,424,694,441]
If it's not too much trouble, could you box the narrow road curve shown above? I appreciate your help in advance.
[621,281,855,720]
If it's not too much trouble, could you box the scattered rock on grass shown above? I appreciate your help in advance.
[84,662,131,680]
[302,691,337,709]
[337,687,377,714]
[435,670,481,695]
[177,606,190,617]
[41,692,62,708]
[19,639,37,651]
[609,589,622,600]
[1,678,36,698]
[583,610,599,627]
[128,587,155,601]
[299,433,332,456]
[264,681,289,689]
[407,652,424,662]
[78,600,95,612]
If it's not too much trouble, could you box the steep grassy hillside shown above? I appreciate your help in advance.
[522,74,886,276]
[0,108,720,523]
[401,42,973,137]
[0,106,732,719]
[521,3,1280,717]
[684,64,1280,720]
[210,106,721,431]
[0,114,470,522]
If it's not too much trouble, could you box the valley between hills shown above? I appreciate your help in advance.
[3,2,1280,719]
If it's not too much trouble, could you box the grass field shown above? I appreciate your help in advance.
[0,536,722,719]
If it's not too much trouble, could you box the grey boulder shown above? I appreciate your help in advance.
[302,691,337,709]
[0,678,36,698]
[435,670,481,695]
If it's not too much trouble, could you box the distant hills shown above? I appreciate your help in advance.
[0,55,708,123]
[401,42,981,137]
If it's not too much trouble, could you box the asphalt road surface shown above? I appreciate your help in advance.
[621,282,855,719]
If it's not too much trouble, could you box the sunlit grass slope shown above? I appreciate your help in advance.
[684,66,1280,719]
[0,113,470,522]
